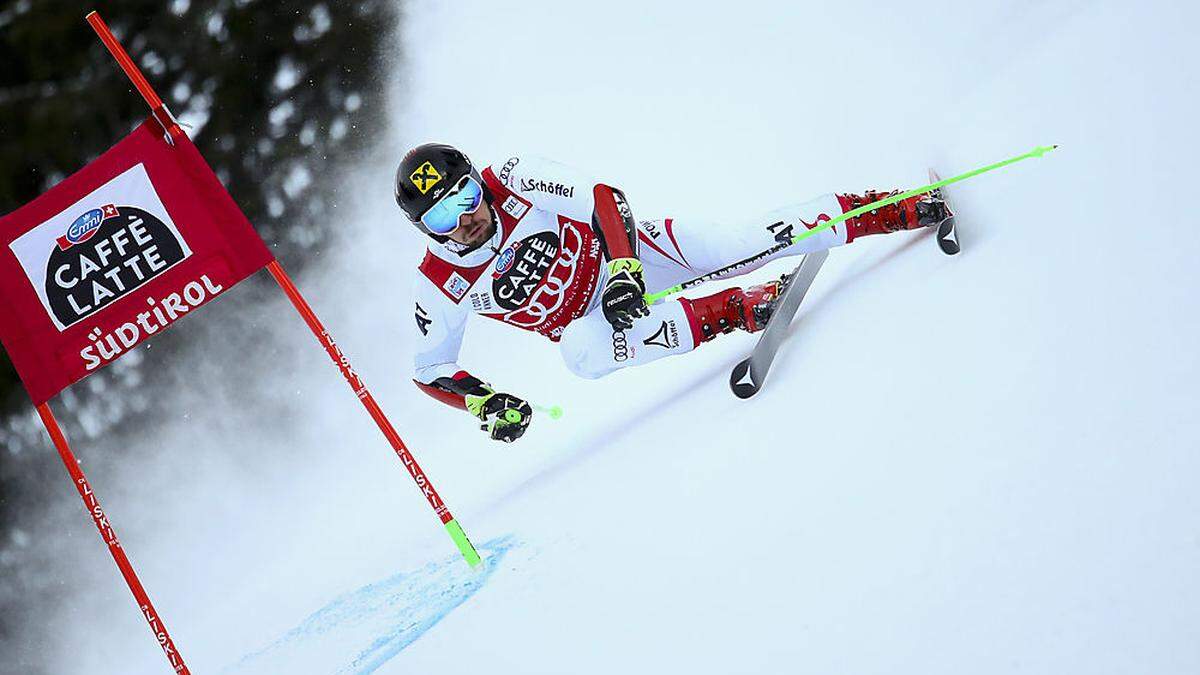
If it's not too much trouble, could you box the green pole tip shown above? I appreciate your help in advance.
[1031,144,1058,157]
[444,519,483,567]
[533,403,564,420]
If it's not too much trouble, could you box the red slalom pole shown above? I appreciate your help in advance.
[86,12,180,140]
[266,262,482,566]
[86,10,479,566]
[36,404,190,674]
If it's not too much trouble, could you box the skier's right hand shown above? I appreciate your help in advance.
[466,390,533,443]
[601,257,650,330]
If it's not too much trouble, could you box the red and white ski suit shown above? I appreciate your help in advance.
[412,154,852,408]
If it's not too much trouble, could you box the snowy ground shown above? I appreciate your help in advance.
[23,0,1200,673]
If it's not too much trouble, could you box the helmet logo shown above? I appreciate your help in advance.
[409,161,443,194]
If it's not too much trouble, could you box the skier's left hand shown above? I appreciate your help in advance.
[601,257,649,330]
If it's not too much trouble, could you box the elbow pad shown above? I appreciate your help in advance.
[592,184,639,261]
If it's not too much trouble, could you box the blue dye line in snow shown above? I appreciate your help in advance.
[225,536,516,674]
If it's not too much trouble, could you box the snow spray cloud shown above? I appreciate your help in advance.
[5,12,434,675]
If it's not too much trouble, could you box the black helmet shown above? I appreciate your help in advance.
[395,143,491,241]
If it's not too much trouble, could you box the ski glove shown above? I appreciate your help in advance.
[466,390,533,443]
[601,258,650,331]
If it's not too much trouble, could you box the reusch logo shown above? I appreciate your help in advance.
[57,205,118,250]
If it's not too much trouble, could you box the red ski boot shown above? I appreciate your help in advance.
[680,276,788,344]
[838,190,953,242]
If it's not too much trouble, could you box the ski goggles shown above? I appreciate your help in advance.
[420,174,485,235]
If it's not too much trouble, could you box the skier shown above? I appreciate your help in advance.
[398,144,951,443]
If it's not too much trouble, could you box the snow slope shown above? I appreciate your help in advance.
[26,0,1200,673]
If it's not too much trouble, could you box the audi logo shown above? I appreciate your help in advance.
[612,330,629,362]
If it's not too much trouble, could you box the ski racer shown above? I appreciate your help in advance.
[397,144,951,443]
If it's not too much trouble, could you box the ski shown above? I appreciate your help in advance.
[929,168,961,255]
[729,249,828,398]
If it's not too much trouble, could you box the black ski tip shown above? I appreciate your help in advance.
[730,359,760,399]
[937,218,961,255]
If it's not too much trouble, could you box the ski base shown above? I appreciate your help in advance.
[729,249,828,398]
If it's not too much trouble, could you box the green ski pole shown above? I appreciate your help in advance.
[644,145,1058,304]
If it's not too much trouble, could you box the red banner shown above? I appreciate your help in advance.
[0,117,273,405]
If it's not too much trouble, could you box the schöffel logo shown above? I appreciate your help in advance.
[642,320,679,350]
[57,205,118,250]
[519,178,574,199]
[494,242,520,277]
